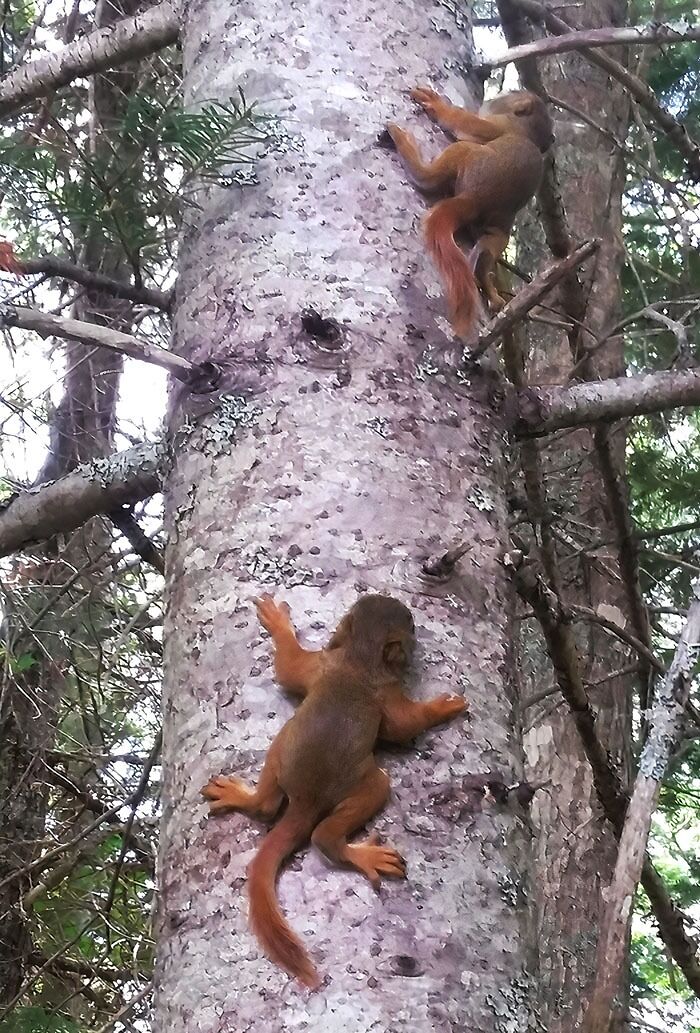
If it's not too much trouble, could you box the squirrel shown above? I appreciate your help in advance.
[385,87,553,342]
[202,593,467,989]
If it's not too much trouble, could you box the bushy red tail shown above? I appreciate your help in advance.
[425,198,482,342]
[248,806,319,989]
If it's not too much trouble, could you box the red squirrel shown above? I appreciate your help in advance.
[386,87,553,341]
[202,593,466,988]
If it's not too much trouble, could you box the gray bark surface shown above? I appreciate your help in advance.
[155,2,539,1030]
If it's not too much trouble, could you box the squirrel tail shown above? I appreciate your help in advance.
[248,805,319,989]
[425,197,482,341]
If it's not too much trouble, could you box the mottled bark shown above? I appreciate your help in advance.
[498,1,635,1031]
[155,2,539,1031]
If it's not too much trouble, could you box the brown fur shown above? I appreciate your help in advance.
[202,593,466,987]
[386,88,553,342]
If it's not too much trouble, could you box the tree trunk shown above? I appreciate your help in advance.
[155,2,544,1029]
[0,0,141,1010]
[498,2,634,1030]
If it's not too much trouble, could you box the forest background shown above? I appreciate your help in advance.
[0,1,699,1032]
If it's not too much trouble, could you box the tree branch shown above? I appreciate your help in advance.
[109,506,165,574]
[1,304,197,381]
[587,580,700,1032]
[516,564,700,996]
[469,239,599,358]
[0,2,179,119]
[637,520,700,542]
[495,0,588,358]
[480,21,700,70]
[515,368,700,437]
[0,441,164,557]
[19,255,172,312]
[594,426,655,723]
[510,0,700,181]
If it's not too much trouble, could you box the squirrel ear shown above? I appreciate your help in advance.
[512,96,534,116]
[383,639,408,669]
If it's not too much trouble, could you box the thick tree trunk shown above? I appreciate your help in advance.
[0,1,141,1010]
[155,2,542,1029]
[499,2,635,1030]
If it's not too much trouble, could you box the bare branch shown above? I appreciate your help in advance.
[571,603,664,676]
[1,304,195,380]
[587,580,700,1032]
[19,255,173,312]
[103,732,161,917]
[93,982,152,1033]
[480,21,700,70]
[510,0,700,181]
[495,0,589,359]
[0,441,164,557]
[0,2,179,119]
[637,520,700,542]
[594,427,655,724]
[516,565,700,996]
[109,507,165,574]
[515,368,700,437]
[469,240,599,358]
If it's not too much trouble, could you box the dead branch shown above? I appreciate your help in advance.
[510,0,700,181]
[0,742,160,895]
[0,919,98,1022]
[109,506,165,574]
[571,603,663,675]
[594,427,655,722]
[637,520,700,542]
[515,368,700,436]
[0,441,164,557]
[470,240,599,358]
[516,565,700,996]
[587,580,700,1032]
[1,305,194,380]
[495,0,589,358]
[93,982,152,1033]
[18,256,172,312]
[480,21,700,70]
[29,952,134,984]
[0,2,178,119]
[103,732,161,917]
